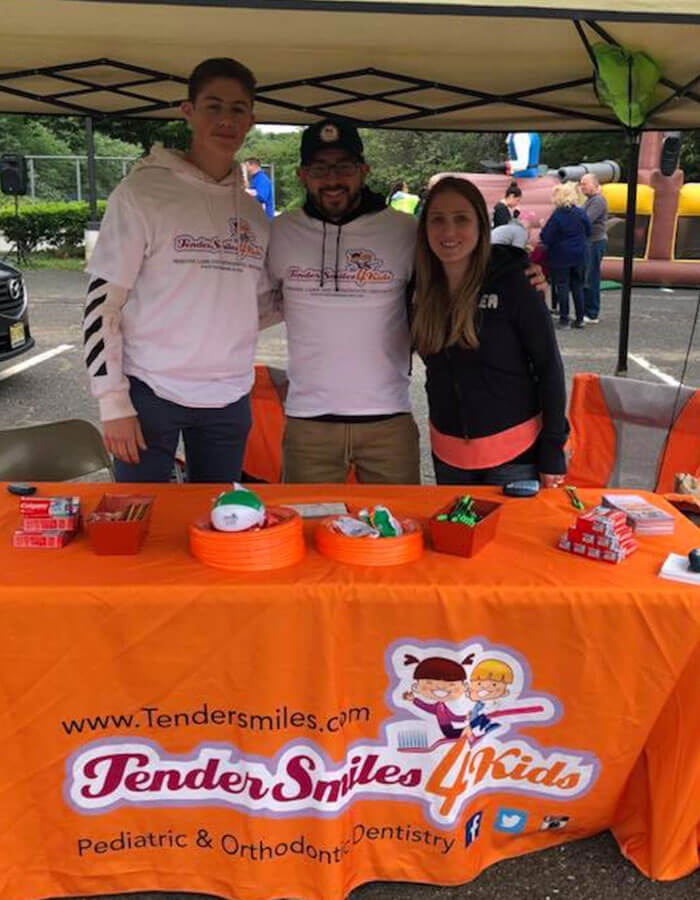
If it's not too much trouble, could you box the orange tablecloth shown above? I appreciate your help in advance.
[0,482,698,900]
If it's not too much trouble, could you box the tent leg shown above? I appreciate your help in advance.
[85,116,99,230]
[615,129,641,376]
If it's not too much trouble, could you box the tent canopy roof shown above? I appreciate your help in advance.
[2,0,699,130]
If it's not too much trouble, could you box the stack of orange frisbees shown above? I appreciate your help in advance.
[314,514,424,566]
[189,507,305,571]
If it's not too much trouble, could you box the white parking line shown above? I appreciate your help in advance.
[629,353,680,387]
[0,344,75,382]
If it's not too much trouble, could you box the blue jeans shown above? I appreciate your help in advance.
[114,376,252,484]
[584,239,607,319]
[551,264,585,323]
[432,455,538,486]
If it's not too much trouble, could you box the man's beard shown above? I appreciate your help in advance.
[314,185,362,220]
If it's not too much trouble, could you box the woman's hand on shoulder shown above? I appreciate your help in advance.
[524,263,547,295]
[540,473,565,488]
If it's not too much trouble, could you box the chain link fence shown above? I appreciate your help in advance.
[24,155,138,202]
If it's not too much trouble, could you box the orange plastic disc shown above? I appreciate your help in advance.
[189,506,305,571]
[314,516,423,566]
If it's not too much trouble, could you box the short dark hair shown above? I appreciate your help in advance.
[505,181,522,199]
[187,57,256,103]
[245,157,261,166]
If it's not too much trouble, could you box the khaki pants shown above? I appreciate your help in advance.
[283,414,421,484]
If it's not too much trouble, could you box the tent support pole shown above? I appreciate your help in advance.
[615,128,641,376]
[85,116,99,230]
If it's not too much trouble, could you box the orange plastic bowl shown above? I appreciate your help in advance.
[189,506,305,571]
[314,516,423,566]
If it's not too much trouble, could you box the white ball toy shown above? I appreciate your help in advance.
[210,483,265,532]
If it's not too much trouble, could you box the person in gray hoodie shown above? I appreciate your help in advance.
[83,58,269,482]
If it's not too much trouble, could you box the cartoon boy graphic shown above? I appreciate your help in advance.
[402,653,474,739]
[468,658,514,734]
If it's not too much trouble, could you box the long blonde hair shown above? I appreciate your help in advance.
[412,177,491,356]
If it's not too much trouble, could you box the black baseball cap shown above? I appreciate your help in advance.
[300,119,365,165]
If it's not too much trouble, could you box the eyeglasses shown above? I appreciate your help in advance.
[304,161,360,178]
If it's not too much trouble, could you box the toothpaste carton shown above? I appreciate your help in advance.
[19,496,80,518]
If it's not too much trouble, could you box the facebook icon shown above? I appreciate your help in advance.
[465,811,483,847]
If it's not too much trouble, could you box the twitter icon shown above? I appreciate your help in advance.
[494,808,528,833]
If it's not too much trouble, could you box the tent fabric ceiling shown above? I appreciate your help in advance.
[1,0,699,130]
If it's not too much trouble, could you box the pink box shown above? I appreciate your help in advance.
[21,514,81,533]
[13,529,73,549]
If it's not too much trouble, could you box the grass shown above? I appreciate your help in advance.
[5,251,85,271]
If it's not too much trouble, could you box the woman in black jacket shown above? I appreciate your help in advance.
[412,177,569,486]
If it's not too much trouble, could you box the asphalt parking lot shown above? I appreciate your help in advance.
[1,271,699,900]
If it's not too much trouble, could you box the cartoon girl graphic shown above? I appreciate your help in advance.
[402,653,474,739]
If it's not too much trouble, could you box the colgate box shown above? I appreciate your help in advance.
[576,506,627,536]
[566,525,635,552]
[19,495,80,517]
[21,514,81,533]
[13,529,73,549]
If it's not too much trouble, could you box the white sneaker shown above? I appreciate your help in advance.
[583,316,600,324]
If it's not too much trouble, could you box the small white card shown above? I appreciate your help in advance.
[658,553,700,586]
[284,502,349,518]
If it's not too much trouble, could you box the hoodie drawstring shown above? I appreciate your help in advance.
[320,221,327,289]
[334,226,342,292]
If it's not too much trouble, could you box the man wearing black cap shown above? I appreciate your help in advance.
[267,118,421,483]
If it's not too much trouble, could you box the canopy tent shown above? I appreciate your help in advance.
[2,1,699,130]
[1,0,700,371]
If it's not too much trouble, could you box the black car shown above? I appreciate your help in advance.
[0,260,34,361]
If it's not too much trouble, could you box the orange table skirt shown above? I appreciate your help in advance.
[0,482,698,900]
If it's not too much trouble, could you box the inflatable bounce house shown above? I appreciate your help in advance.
[440,131,699,287]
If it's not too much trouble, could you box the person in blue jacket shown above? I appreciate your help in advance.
[540,182,591,329]
[244,157,275,218]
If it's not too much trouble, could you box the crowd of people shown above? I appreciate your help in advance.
[491,175,609,329]
[83,56,576,491]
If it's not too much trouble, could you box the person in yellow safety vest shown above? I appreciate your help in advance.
[388,180,420,215]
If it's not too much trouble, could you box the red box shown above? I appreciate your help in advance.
[429,498,502,558]
[576,507,627,536]
[86,494,154,555]
[19,496,80,517]
[13,529,73,549]
[21,514,81,533]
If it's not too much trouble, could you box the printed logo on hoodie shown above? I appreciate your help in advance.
[174,217,264,261]
[287,247,394,289]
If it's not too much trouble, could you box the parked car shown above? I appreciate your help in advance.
[0,260,33,362]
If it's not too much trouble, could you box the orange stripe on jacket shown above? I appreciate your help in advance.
[430,415,542,470]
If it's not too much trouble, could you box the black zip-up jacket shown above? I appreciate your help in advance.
[422,246,569,475]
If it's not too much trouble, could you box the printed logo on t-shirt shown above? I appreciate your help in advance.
[286,247,394,291]
[173,218,264,260]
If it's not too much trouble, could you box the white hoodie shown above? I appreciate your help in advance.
[268,206,417,417]
[84,146,269,419]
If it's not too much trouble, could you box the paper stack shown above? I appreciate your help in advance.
[659,553,700,586]
[602,493,675,535]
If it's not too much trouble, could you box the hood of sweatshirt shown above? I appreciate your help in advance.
[483,244,531,290]
[127,144,248,256]
[301,187,388,290]
[129,144,243,191]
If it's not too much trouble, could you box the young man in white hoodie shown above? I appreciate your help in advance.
[83,57,269,482]
[267,120,421,484]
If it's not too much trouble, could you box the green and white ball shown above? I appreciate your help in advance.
[210,483,265,532]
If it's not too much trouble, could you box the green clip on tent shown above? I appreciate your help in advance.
[594,43,661,128]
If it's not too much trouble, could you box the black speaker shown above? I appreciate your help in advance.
[0,154,28,195]
[660,133,682,177]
